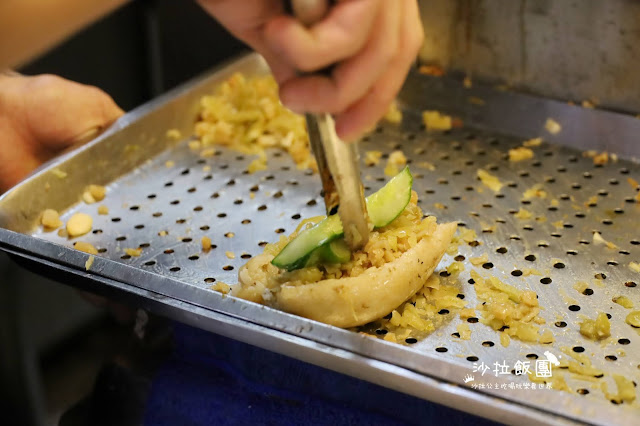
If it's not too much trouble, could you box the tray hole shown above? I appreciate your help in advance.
[200,226,210,231]
[550,233,562,238]
[164,182,173,187]
[525,254,536,261]
[134,224,145,230]
[120,255,131,260]
[482,203,492,208]
[456,294,465,300]
[217,213,227,218]
[176,219,187,224]
[482,262,494,269]
[577,389,589,395]
[538,242,549,248]
[519,171,530,178]
[223,265,234,271]
[164,249,174,254]
[435,347,448,353]
[571,183,581,190]
[582,288,594,296]
[547,206,558,212]
[579,240,590,245]
[526,354,538,359]
[625,281,637,288]
[438,179,449,185]
[425,189,435,195]
[181,168,190,175]
[494,194,504,199]
[467,317,479,323]
[465,186,474,191]
[523,225,534,231]
[93,229,103,235]
[619,338,630,345]
[563,223,573,229]
[241,219,251,225]
[496,247,508,254]
[225,232,235,238]
[193,206,203,212]
[111,217,121,222]
[234,199,243,205]
[510,235,521,241]
[511,270,523,277]
[572,346,585,353]
[451,195,461,201]
[598,189,608,196]
[452,170,462,176]
[605,355,617,362]
[451,332,461,338]
[540,277,552,285]
[602,219,613,225]
[620,168,630,174]
[553,262,565,269]
[607,261,618,266]
[482,341,494,347]
[129,205,140,211]
[211,192,220,199]
[620,250,630,255]
[495,218,506,224]
[566,250,578,256]
[557,166,567,173]
[438,309,450,315]
[625,197,636,203]
[507,182,518,188]
[467,279,476,285]
[226,179,236,186]
[482,228,493,233]
[583,172,592,179]
[241,254,252,259]
[454,255,466,262]
[595,273,607,280]
[204,174,213,181]
[258,241,268,247]
[170,267,181,272]
[575,212,586,218]
[187,187,196,193]
[405,338,418,344]
[97,248,107,253]
[614,208,624,214]
[220,164,229,170]
[609,179,619,185]
[545,177,556,184]
[188,255,199,261]
[560,194,570,200]
[139,243,150,248]
[170,200,180,205]
[306,199,317,206]
[182,238,193,243]
[148,194,157,199]
[632,240,640,245]
[465,160,474,166]
[466,356,479,362]
[144,261,156,266]
[273,191,283,199]
[555,321,567,328]
[275,228,286,234]
[115,236,126,241]
[568,305,580,312]
[152,212,163,218]
[291,214,301,220]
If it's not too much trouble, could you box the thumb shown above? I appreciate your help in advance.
[21,74,124,151]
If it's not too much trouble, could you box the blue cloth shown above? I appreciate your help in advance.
[143,323,497,426]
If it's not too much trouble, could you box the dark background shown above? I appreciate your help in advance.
[20,0,248,111]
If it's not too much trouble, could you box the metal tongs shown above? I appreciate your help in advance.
[290,0,370,250]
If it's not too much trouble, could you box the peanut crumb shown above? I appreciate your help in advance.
[166,129,182,140]
[202,236,212,252]
[225,251,235,259]
[66,213,93,237]
[98,205,109,215]
[545,118,562,134]
[52,168,67,179]
[41,209,63,229]
[124,248,143,257]
[74,241,98,255]
[85,255,95,271]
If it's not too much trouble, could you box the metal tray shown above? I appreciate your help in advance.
[2,53,640,425]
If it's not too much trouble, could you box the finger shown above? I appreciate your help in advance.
[23,75,124,150]
[264,0,382,72]
[279,0,401,114]
[335,0,424,141]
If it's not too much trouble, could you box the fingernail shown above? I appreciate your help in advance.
[69,126,101,145]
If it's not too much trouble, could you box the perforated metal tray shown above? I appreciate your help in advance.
[1,53,640,425]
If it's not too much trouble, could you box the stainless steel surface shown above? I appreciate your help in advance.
[1,53,640,425]
[313,113,369,249]
[418,0,640,115]
[291,0,370,249]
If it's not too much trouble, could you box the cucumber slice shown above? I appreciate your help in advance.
[304,239,351,268]
[272,167,413,271]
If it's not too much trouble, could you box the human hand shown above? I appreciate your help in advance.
[197,0,424,142]
[0,73,123,192]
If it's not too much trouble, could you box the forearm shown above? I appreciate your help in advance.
[0,0,130,70]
